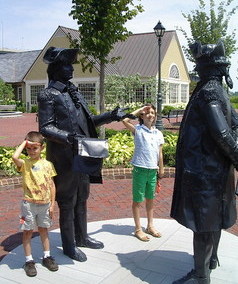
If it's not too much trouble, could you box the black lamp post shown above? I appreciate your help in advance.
[154,21,165,130]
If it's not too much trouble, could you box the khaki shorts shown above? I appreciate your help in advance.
[19,200,52,231]
[132,166,157,202]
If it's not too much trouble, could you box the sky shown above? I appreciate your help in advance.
[0,0,238,91]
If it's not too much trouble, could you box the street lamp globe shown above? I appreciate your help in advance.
[154,21,165,38]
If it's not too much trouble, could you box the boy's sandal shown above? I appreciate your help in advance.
[134,229,150,242]
[145,226,162,238]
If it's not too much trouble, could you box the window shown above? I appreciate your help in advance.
[17,87,23,101]
[30,85,45,105]
[134,85,146,104]
[169,65,179,79]
[181,84,188,103]
[161,92,166,104]
[78,83,96,106]
[123,84,155,105]
[169,83,179,104]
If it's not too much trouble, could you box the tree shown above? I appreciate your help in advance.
[0,80,14,104]
[69,0,143,118]
[179,0,238,62]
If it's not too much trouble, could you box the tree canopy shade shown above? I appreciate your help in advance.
[179,0,238,62]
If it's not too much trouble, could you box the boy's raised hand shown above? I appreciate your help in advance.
[25,140,41,148]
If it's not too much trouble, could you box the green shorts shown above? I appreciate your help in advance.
[132,166,157,202]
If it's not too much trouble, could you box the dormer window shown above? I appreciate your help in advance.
[169,65,179,79]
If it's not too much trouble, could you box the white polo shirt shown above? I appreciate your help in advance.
[131,124,164,169]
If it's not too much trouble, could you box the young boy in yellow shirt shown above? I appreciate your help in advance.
[12,131,58,277]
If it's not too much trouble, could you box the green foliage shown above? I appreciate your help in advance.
[0,147,22,176]
[69,0,144,115]
[89,105,98,115]
[104,74,157,107]
[230,96,238,109]
[106,102,143,114]
[104,130,179,168]
[162,131,178,167]
[0,80,14,104]
[230,96,238,103]
[162,104,186,115]
[105,74,141,105]
[0,131,178,175]
[31,105,38,113]
[162,105,176,115]
[163,131,179,147]
[179,0,238,62]
[105,128,130,138]
[103,132,134,168]
[231,103,238,109]
[163,144,176,167]
[69,0,144,68]
[15,100,26,112]
[0,146,46,176]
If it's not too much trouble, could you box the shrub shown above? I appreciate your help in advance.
[163,144,176,167]
[162,105,175,115]
[103,132,134,168]
[162,104,187,115]
[16,101,26,112]
[162,131,178,167]
[105,128,130,138]
[0,80,14,103]
[163,131,178,147]
[230,96,238,109]
[0,146,46,176]
[31,105,38,113]
[0,147,23,176]
[0,131,177,175]
[89,106,98,115]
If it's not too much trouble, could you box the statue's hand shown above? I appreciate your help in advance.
[67,133,85,153]
[111,106,136,121]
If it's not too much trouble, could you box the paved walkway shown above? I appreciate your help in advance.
[0,179,238,284]
[0,113,238,283]
[0,218,238,284]
[0,113,179,147]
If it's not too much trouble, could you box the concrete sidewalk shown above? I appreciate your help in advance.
[0,218,238,284]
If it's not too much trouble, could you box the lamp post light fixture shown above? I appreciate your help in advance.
[154,21,165,130]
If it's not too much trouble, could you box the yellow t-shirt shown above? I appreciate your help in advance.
[19,158,57,204]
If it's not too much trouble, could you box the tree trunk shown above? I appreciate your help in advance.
[99,61,105,139]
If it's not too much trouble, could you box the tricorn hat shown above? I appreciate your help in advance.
[189,40,230,67]
[43,46,79,64]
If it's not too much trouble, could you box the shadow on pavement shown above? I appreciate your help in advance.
[0,232,39,261]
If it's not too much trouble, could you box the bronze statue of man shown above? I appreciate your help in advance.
[37,46,130,262]
[171,41,238,283]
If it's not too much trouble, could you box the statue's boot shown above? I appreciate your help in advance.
[173,232,213,284]
[74,200,104,249]
[172,270,210,284]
